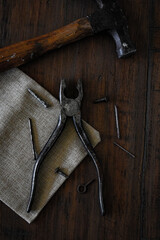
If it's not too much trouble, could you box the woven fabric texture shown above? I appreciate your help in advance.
[0,68,101,223]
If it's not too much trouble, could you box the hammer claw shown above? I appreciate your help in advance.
[89,0,136,58]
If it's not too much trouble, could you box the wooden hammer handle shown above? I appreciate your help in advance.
[0,17,93,72]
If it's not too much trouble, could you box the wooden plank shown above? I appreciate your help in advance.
[142,0,160,237]
[152,0,160,28]
[0,0,149,239]
[151,30,160,50]
[142,52,160,239]
[150,52,160,90]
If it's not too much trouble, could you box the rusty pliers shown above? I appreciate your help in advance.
[27,79,105,216]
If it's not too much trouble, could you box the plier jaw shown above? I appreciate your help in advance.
[60,79,83,111]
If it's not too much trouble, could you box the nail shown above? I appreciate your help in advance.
[94,96,109,104]
[55,167,68,178]
[28,88,50,108]
[114,105,120,139]
[28,118,38,160]
[114,142,135,158]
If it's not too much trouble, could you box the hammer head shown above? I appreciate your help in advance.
[89,0,136,58]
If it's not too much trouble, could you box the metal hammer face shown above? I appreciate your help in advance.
[89,0,136,58]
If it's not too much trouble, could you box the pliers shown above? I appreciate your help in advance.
[27,79,105,216]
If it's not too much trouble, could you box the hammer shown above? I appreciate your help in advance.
[0,0,136,72]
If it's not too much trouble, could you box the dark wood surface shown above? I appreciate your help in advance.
[0,0,159,239]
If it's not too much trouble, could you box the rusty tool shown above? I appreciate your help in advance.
[0,0,136,72]
[27,79,105,216]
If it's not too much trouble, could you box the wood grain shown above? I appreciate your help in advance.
[0,0,155,239]
[152,30,160,50]
[152,0,160,28]
[142,0,160,237]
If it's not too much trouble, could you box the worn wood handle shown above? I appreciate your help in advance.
[0,17,93,72]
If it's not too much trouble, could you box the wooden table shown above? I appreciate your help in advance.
[0,0,159,239]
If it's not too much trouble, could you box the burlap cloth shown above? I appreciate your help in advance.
[0,68,100,223]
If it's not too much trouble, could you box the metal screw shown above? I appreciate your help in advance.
[54,167,68,178]
[94,96,109,104]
